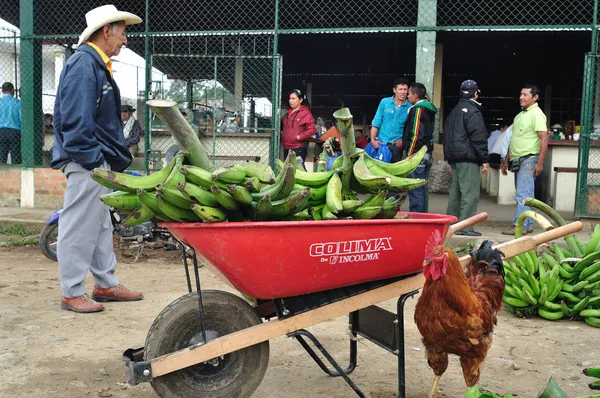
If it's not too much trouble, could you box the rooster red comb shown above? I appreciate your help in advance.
[424,229,443,258]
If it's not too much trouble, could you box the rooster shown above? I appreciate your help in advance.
[414,239,505,398]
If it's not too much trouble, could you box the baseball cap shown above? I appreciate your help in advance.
[460,80,480,95]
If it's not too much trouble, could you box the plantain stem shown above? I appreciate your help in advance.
[333,107,357,194]
[514,210,553,238]
[147,99,215,171]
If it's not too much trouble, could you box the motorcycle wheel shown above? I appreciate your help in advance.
[40,222,58,261]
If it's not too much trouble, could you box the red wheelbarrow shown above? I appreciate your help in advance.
[122,213,582,398]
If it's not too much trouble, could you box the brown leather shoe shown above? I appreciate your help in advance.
[61,294,104,313]
[92,284,143,302]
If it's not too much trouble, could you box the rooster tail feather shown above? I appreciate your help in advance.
[470,240,505,277]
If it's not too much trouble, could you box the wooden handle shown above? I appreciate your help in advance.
[447,213,488,238]
[459,221,583,266]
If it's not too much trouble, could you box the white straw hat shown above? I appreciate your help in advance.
[78,5,142,46]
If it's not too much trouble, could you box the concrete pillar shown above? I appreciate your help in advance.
[235,57,244,113]
[20,169,34,208]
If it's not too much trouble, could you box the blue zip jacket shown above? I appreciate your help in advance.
[51,44,132,172]
[0,94,21,130]
[371,96,410,144]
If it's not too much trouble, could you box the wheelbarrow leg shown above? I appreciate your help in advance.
[180,243,192,293]
[289,329,365,398]
[397,290,419,398]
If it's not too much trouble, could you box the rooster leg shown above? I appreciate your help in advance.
[428,375,441,398]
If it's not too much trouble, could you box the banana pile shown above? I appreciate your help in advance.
[90,104,428,226]
[90,145,427,226]
[584,367,600,391]
[502,223,600,328]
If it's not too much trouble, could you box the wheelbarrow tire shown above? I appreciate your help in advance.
[145,290,269,398]
[40,222,58,262]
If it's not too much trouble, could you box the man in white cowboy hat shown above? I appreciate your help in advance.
[51,5,143,313]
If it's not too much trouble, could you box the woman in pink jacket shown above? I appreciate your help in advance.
[281,89,316,162]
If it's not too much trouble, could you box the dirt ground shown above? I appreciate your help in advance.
[0,244,598,398]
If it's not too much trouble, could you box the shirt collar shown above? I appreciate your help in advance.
[390,96,408,106]
[524,102,539,111]
[84,42,113,78]
[469,98,482,106]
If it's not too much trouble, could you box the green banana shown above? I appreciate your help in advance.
[527,250,539,274]
[548,279,563,302]
[553,243,566,264]
[182,166,227,190]
[252,194,272,221]
[558,264,577,279]
[566,280,590,293]
[538,283,549,305]
[321,203,338,220]
[269,188,310,218]
[538,258,547,287]
[394,214,410,219]
[227,184,253,205]
[254,164,295,201]
[560,300,575,317]
[518,277,535,298]
[275,158,334,187]
[352,206,383,220]
[574,235,588,256]
[155,192,200,222]
[362,157,427,193]
[363,190,388,208]
[99,191,141,211]
[384,195,406,208]
[589,269,600,283]
[91,154,180,192]
[177,182,220,207]
[580,308,600,317]
[233,162,275,183]
[566,235,584,258]
[311,204,324,220]
[350,174,372,194]
[574,252,600,274]
[580,261,600,281]
[190,204,227,223]
[120,203,155,227]
[573,296,591,313]
[137,189,176,222]
[163,155,185,188]
[560,260,575,273]
[243,177,261,193]
[542,301,562,311]
[353,154,391,190]
[557,290,582,303]
[210,185,239,211]
[586,224,600,255]
[342,200,364,213]
[365,146,427,177]
[523,288,538,305]
[326,173,343,214]
[503,295,530,308]
[157,184,196,210]
[585,280,600,291]
[524,269,540,297]
[538,307,565,320]
[289,207,313,221]
[504,284,521,299]
[377,205,400,219]
[294,183,327,202]
[583,367,600,378]
[585,316,600,328]
[212,166,246,184]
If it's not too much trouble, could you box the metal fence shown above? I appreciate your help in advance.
[1,0,599,206]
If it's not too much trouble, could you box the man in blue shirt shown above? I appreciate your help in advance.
[0,82,21,164]
[370,77,411,162]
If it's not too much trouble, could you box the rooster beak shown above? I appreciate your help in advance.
[423,259,431,268]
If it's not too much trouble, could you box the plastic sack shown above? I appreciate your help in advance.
[364,142,392,163]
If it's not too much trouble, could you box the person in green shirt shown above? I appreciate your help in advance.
[501,84,548,235]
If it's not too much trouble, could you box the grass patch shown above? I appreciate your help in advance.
[2,237,39,247]
[453,241,476,256]
[0,222,39,236]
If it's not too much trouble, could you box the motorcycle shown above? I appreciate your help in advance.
[39,171,172,262]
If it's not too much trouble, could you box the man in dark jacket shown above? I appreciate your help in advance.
[402,83,437,213]
[443,80,489,236]
[51,5,143,313]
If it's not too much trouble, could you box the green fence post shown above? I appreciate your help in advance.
[19,0,43,167]
[576,55,594,217]
[144,0,151,174]
[270,0,280,169]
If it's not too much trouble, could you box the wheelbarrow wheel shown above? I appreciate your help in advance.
[145,290,269,398]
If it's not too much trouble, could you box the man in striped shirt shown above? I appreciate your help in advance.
[401,83,437,213]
